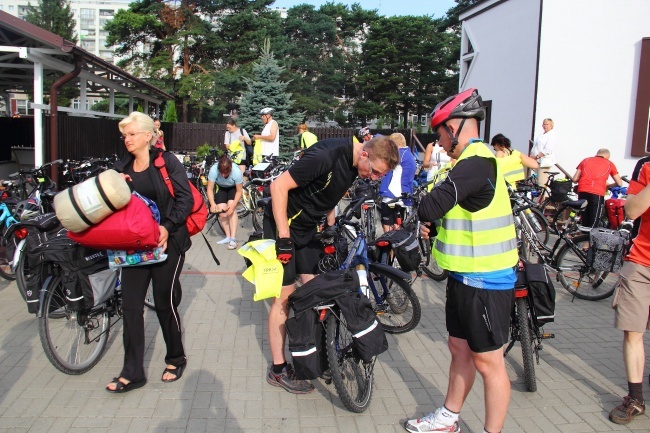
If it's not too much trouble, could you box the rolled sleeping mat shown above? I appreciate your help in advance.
[54,169,132,233]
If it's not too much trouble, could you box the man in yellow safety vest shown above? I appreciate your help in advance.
[404,89,518,433]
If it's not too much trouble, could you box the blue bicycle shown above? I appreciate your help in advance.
[310,198,420,413]
[317,198,422,334]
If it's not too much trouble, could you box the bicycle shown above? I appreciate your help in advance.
[317,197,421,334]
[309,197,418,412]
[504,262,555,392]
[375,181,448,281]
[516,198,625,301]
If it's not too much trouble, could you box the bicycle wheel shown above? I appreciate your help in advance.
[15,248,28,301]
[325,313,373,413]
[250,190,264,232]
[555,234,619,300]
[420,238,448,281]
[515,297,537,392]
[0,227,15,281]
[367,264,421,333]
[144,283,155,310]
[38,275,110,374]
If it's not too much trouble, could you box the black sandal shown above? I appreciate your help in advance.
[106,377,146,393]
[161,364,185,383]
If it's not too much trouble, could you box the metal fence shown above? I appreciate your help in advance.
[0,116,438,163]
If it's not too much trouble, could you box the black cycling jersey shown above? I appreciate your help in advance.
[418,155,497,224]
[286,138,358,231]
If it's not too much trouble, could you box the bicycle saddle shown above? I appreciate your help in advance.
[257,197,271,208]
[561,199,587,210]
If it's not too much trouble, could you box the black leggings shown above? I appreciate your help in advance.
[578,192,604,228]
[119,246,186,382]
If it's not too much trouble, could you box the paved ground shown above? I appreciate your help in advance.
[0,216,649,433]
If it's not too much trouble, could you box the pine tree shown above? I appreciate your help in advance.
[239,39,303,155]
[163,100,178,123]
[25,0,77,43]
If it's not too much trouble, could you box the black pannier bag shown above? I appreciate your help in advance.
[549,179,572,202]
[524,261,555,327]
[287,269,388,379]
[587,227,629,273]
[374,229,421,272]
[25,230,114,314]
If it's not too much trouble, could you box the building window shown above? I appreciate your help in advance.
[80,8,95,19]
[16,100,29,116]
[8,6,14,11]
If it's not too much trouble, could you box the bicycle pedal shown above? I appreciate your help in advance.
[541,333,555,339]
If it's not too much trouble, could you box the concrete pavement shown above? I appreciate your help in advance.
[0,216,648,432]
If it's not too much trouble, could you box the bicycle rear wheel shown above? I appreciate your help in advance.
[515,297,537,392]
[250,189,264,232]
[368,264,421,334]
[555,234,619,301]
[15,248,28,301]
[325,313,373,413]
[38,275,110,374]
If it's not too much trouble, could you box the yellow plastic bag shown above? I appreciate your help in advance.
[238,239,283,301]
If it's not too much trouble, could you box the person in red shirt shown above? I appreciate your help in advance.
[608,162,650,425]
[572,148,623,227]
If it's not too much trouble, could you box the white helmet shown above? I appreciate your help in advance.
[259,107,275,115]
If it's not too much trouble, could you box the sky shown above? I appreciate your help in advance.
[269,0,458,18]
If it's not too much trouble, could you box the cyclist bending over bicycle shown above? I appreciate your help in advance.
[378,133,416,233]
[263,136,398,395]
[407,89,518,433]
[206,153,243,250]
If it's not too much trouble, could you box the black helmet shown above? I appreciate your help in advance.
[357,127,370,139]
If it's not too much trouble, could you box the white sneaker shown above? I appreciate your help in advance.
[217,237,232,245]
[228,240,238,250]
[404,408,460,433]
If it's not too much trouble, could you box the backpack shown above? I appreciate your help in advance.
[153,148,207,236]
[523,261,555,327]
[374,229,421,272]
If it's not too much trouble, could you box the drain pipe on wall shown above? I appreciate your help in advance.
[49,54,82,183]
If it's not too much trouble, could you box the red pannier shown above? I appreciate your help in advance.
[605,198,625,230]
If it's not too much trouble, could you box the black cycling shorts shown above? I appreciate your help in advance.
[215,185,236,204]
[263,205,324,286]
[445,278,514,353]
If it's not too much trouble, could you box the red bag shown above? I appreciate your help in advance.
[68,196,160,250]
[154,149,207,236]
[605,198,626,229]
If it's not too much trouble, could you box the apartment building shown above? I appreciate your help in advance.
[1,0,130,62]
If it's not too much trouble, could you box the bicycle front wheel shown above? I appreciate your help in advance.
[420,238,448,281]
[38,275,110,374]
[515,297,537,392]
[325,313,373,413]
[250,189,264,232]
[555,234,619,301]
[368,264,421,333]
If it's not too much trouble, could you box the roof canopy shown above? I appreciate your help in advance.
[0,10,173,166]
[0,10,172,110]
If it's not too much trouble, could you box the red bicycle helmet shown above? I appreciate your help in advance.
[429,88,485,130]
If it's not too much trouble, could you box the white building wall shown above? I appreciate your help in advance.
[460,0,540,155]
[536,0,650,177]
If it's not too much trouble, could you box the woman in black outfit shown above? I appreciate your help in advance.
[106,112,193,393]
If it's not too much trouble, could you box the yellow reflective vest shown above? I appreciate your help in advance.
[253,139,263,165]
[227,140,245,164]
[497,149,525,184]
[238,239,284,301]
[433,141,518,272]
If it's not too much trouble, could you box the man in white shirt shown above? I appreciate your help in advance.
[254,107,280,158]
